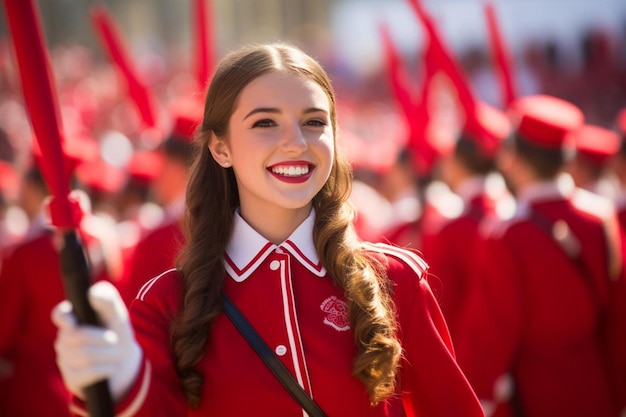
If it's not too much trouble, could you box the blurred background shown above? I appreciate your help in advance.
[0,0,625,235]
[1,0,625,114]
[0,0,624,163]
[0,3,625,413]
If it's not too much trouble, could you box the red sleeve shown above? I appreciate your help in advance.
[399,275,484,417]
[455,232,524,403]
[0,249,25,356]
[119,223,183,306]
[69,271,187,416]
[606,267,626,413]
[365,243,484,417]
[420,224,466,338]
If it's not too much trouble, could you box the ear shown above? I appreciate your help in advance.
[208,134,232,168]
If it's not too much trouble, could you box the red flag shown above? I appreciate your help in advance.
[407,0,477,118]
[379,22,442,176]
[3,0,113,414]
[90,4,160,131]
[408,0,509,156]
[379,23,419,124]
[4,0,79,229]
[484,1,517,107]
[193,0,216,90]
[413,38,450,173]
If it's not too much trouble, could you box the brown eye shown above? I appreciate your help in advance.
[253,119,276,128]
[305,119,326,127]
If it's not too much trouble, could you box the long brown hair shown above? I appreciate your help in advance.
[173,42,401,408]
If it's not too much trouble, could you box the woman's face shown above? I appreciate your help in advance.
[210,70,334,223]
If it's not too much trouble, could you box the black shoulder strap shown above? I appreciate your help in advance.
[221,294,328,417]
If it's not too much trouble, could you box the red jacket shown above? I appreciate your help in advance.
[0,223,109,416]
[608,192,626,414]
[421,177,502,342]
[456,178,622,417]
[71,210,484,416]
[117,216,184,306]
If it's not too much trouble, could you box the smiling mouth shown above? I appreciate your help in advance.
[270,164,311,177]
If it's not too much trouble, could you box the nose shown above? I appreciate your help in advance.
[280,122,308,154]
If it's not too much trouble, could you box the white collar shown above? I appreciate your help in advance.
[517,174,574,206]
[616,190,626,210]
[455,175,488,203]
[224,209,326,282]
[515,174,574,218]
[164,195,185,221]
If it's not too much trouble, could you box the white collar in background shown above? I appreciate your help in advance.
[515,174,574,218]
[164,195,185,221]
[455,175,488,203]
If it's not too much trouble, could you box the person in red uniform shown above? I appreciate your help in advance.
[0,166,110,417]
[607,108,626,415]
[610,109,626,231]
[420,103,513,342]
[456,95,623,417]
[51,42,484,417]
[566,123,620,198]
[116,102,200,305]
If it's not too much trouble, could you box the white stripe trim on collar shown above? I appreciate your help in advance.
[225,209,324,282]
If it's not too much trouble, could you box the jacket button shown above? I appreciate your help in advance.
[270,260,280,270]
[275,345,287,356]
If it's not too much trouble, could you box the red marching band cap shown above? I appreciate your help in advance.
[32,132,100,184]
[463,101,512,157]
[574,124,620,165]
[75,149,164,193]
[127,150,163,184]
[507,94,585,149]
[166,98,203,143]
[0,160,19,199]
[75,158,126,194]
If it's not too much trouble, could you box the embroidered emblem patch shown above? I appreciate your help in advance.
[320,296,350,331]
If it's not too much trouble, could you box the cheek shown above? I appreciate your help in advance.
[322,145,335,175]
[321,135,335,160]
[325,139,335,160]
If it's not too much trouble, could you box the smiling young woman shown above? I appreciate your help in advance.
[52,42,484,417]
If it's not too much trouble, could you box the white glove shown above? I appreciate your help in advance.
[52,281,142,402]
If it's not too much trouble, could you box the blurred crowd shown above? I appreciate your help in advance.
[0,0,625,416]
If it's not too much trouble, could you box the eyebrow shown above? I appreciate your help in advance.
[243,107,329,120]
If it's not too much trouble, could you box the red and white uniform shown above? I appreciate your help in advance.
[71,210,484,416]
[0,217,109,417]
[456,176,622,417]
[608,191,626,414]
[118,199,185,305]
[420,176,502,341]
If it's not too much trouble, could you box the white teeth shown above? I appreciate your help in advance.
[271,165,309,176]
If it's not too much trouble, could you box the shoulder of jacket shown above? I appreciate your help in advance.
[479,208,529,240]
[423,209,461,235]
[135,268,181,302]
[360,241,428,279]
[571,188,616,221]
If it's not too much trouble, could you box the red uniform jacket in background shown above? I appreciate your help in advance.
[118,212,184,306]
[421,176,502,342]
[0,223,109,417]
[456,177,622,417]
